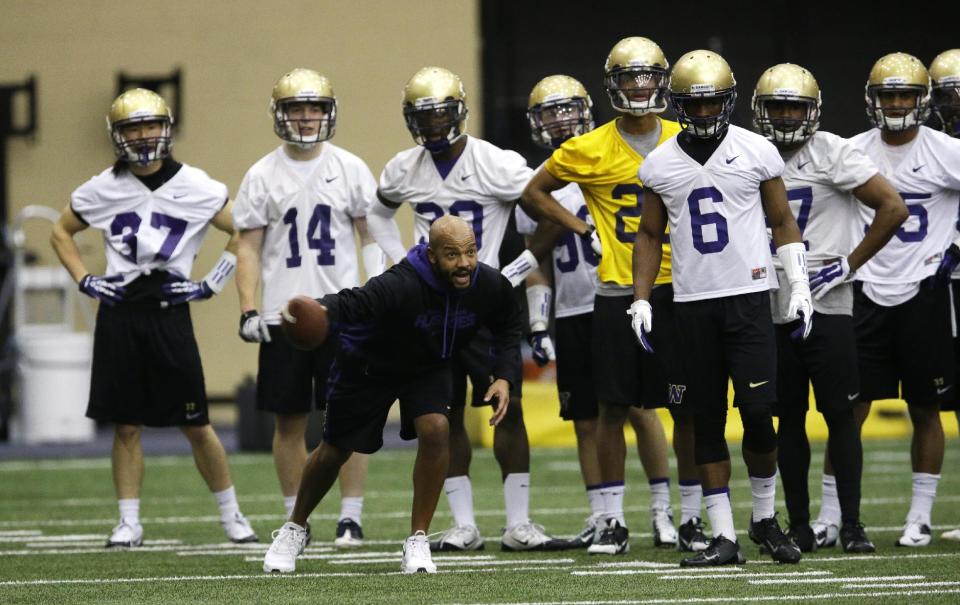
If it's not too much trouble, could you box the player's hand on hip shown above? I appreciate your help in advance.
[484,379,511,426]
[585,225,602,258]
[787,285,814,340]
[809,257,852,300]
[627,299,654,353]
[527,330,556,367]
[933,243,960,287]
[162,279,215,305]
[78,274,126,305]
[239,310,272,343]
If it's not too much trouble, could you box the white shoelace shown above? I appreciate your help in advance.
[270,527,305,555]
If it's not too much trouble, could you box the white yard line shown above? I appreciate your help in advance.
[656,571,831,580]
[748,574,924,585]
[327,557,574,566]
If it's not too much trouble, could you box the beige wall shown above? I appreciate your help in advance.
[0,0,481,395]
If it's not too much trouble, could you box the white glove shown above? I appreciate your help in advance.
[777,242,814,340]
[501,249,538,288]
[239,310,272,343]
[526,284,556,365]
[809,257,853,300]
[627,299,654,353]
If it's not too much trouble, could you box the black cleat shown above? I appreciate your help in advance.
[334,518,364,548]
[841,522,876,553]
[680,535,745,567]
[749,515,802,564]
[586,520,629,555]
[786,523,817,553]
[561,516,602,549]
[677,517,709,552]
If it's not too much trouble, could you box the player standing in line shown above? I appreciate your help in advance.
[520,37,703,555]
[50,89,257,547]
[751,63,907,553]
[365,66,560,551]
[632,50,808,566]
[234,69,384,547]
[927,48,960,543]
[835,52,960,548]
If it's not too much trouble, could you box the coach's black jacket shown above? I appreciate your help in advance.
[320,242,523,387]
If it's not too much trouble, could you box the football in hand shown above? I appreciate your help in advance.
[281,295,329,350]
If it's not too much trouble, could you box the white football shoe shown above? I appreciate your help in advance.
[651,506,678,548]
[811,518,839,548]
[896,517,932,547]
[334,518,364,549]
[106,518,143,548]
[942,528,960,541]
[263,522,308,573]
[501,521,564,551]
[401,531,437,573]
[222,511,259,543]
[429,524,484,551]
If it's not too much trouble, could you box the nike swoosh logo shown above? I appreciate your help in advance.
[937,385,953,395]
[797,161,810,170]
[461,174,472,181]
[325,176,338,183]
[749,381,769,388]
[173,193,187,199]
[847,392,860,401]
[725,156,739,164]
[912,165,924,173]
[185,411,202,420]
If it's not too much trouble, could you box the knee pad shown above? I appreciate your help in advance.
[740,402,776,454]
[694,413,729,465]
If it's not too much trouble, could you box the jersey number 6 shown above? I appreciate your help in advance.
[688,186,729,254]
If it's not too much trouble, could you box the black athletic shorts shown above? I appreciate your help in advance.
[855,282,955,407]
[322,358,451,454]
[673,291,777,413]
[555,312,598,421]
[87,302,208,427]
[256,325,336,414]
[592,286,680,409]
[774,312,859,416]
[451,326,522,408]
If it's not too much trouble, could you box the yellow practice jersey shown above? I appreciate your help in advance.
[544,117,680,285]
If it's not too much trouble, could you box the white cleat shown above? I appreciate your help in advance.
[501,521,564,551]
[896,517,932,547]
[263,522,308,573]
[222,511,259,543]
[429,524,485,552]
[106,518,143,548]
[811,518,839,548]
[942,528,960,541]
[401,531,437,573]
[651,507,678,548]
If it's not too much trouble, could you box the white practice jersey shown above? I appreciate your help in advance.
[233,144,376,324]
[639,125,783,302]
[378,136,533,268]
[850,126,960,286]
[515,180,597,318]
[71,163,227,284]
[769,131,878,322]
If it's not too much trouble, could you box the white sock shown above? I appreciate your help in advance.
[907,472,941,526]
[444,475,476,528]
[339,496,364,524]
[679,480,702,524]
[649,478,670,511]
[602,482,626,526]
[118,498,140,525]
[503,472,530,529]
[586,485,604,517]
[818,474,841,526]
[704,490,736,541]
[283,495,297,519]
[749,473,777,522]
[213,486,240,521]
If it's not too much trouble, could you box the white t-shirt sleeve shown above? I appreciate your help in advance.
[232,169,268,230]
[348,159,378,218]
[756,138,786,181]
[828,135,878,191]
[936,135,960,192]
[514,205,537,236]
[377,155,409,205]
[483,148,533,201]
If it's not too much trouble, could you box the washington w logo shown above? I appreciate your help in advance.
[668,384,687,405]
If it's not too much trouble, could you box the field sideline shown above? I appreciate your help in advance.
[1,438,958,604]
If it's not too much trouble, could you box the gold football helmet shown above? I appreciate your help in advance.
[669,50,737,138]
[865,52,930,131]
[402,66,468,153]
[106,88,173,165]
[603,37,669,115]
[752,63,821,146]
[930,49,960,137]
[270,68,337,147]
[527,75,594,149]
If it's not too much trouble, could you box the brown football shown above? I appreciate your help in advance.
[281,295,329,350]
